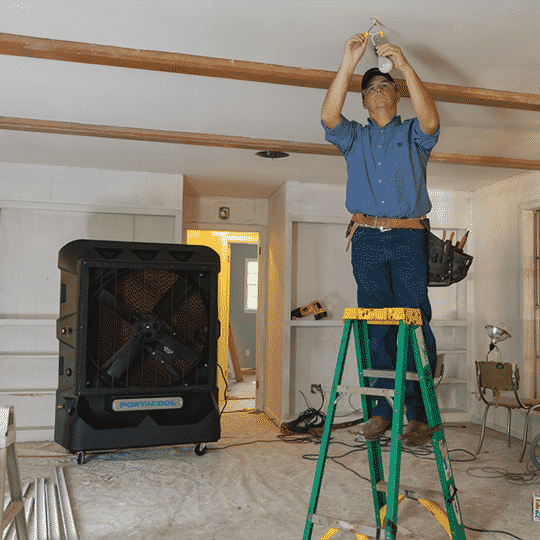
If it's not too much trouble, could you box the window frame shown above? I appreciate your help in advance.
[244,257,258,313]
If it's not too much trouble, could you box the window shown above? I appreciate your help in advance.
[244,258,258,312]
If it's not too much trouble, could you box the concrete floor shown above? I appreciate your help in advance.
[5,381,540,539]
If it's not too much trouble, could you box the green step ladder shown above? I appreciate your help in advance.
[302,307,466,540]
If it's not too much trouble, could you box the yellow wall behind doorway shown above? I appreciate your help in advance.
[186,230,259,405]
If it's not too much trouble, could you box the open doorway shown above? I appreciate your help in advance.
[226,242,258,411]
[186,230,260,413]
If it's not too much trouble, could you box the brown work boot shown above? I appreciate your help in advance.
[357,416,391,440]
[399,420,433,447]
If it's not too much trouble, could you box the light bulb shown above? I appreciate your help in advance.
[372,30,393,73]
[378,55,393,73]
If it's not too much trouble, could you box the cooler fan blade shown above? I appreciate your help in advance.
[97,288,138,323]
[101,333,144,379]
[154,276,195,317]
[146,345,181,378]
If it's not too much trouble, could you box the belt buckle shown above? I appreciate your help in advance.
[374,216,391,233]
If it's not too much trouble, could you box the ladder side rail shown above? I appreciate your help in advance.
[411,327,467,540]
[430,430,467,540]
[1,407,28,540]
[384,321,410,540]
[302,319,354,540]
[6,444,28,540]
[412,327,442,428]
[353,319,386,526]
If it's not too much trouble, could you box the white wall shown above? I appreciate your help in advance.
[0,162,184,441]
[472,170,540,440]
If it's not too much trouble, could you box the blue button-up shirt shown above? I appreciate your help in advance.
[322,115,440,218]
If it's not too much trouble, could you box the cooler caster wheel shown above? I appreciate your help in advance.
[76,451,86,465]
[194,443,207,456]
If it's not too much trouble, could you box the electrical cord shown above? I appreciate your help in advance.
[279,391,362,442]
[531,431,540,472]
[466,463,540,485]
[462,524,525,540]
[217,362,228,415]
[279,389,325,440]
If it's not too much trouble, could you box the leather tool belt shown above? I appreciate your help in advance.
[345,212,426,252]
[345,213,474,287]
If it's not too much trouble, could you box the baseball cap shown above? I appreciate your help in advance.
[361,67,396,93]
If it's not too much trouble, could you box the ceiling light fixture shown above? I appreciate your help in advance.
[256,150,289,160]
[369,18,392,74]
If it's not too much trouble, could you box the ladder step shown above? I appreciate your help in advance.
[362,369,419,381]
[377,481,442,502]
[337,385,395,398]
[311,513,413,538]
[1,500,23,531]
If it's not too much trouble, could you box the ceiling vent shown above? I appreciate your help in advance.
[256,150,289,160]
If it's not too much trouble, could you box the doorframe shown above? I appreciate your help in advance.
[520,199,540,399]
[182,222,268,412]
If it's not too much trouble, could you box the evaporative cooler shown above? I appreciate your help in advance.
[54,240,221,463]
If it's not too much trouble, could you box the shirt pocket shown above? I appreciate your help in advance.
[392,134,407,151]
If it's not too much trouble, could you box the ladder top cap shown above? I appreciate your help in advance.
[342,307,423,325]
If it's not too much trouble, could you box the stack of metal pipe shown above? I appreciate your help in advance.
[2,468,78,540]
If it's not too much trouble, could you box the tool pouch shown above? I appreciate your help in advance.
[421,220,473,287]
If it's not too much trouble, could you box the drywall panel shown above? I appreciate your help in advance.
[428,189,473,230]
[265,183,287,423]
[0,355,57,391]
[133,213,176,242]
[291,325,362,417]
[0,393,55,432]
[0,162,183,210]
[0,208,174,316]
[0,321,57,354]
[291,221,356,319]
[286,182,348,222]
[183,195,268,227]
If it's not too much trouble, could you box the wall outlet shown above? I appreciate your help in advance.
[245,349,250,356]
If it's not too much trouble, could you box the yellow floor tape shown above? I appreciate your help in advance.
[316,495,452,540]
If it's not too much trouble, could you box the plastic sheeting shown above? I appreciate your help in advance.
[12,412,538,540]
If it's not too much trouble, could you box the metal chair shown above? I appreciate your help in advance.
[475,361,540,461]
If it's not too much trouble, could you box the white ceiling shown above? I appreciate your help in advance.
[0,0,539,198]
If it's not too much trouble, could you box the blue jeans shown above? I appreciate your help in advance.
[350,227,437,423]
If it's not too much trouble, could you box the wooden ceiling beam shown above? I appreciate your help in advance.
[0,115,538,171]
[1,32,539,112]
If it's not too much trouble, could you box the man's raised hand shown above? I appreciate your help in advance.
[343,32,370,66]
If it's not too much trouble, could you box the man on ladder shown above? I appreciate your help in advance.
[321,29,440,445]
[306,26,466,540]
